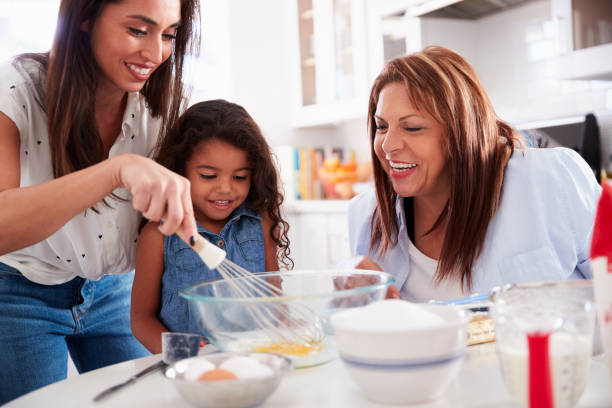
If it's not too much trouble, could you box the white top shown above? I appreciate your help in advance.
[0,59,161,284]
[403,239,463,302]
[348,147,602,298]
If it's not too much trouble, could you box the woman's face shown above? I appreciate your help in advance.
[373,82,450,202]
[185,139,252,233]
[89,0,181,94]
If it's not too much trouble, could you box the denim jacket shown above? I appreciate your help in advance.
[159,203,265,334]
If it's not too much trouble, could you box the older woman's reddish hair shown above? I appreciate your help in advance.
[367,46,521,290]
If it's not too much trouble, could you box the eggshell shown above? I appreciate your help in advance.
[219,356,274,380]
[184,358,216,381]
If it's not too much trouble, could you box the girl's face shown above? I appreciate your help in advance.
[185,139,251,233]
[373,82,450,202]
[89,0,181,94]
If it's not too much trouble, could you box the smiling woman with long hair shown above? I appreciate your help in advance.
[0,0,201,403]
[348,46,601,302]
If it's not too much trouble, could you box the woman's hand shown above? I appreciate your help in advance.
[385,285,401,299]
[351,255,383,272]
[336,255,401,299]
[113,154,198,240]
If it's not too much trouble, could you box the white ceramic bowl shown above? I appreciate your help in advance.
[330,300,470,404]
[164,352,292,408]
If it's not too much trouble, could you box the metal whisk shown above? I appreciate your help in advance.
[178,229,325,352]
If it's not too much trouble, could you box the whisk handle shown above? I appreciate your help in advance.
[176,226,227,269]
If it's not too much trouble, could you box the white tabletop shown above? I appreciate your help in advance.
[5,342,611,408]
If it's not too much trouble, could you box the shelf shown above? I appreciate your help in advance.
[514,115,584,131]
[301,9,314,19]
[302,57,316,67]
[557,43,612,81]
[283,199,350,214]
[290,97,368,128]
[341,46,353,55]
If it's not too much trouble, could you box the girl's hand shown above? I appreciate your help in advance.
[113,154,198,240]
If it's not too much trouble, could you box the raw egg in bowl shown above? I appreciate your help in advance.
[164,352,292,408]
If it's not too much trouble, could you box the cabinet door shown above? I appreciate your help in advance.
[325,212,350,267]
[552,0,612,54]
[286,211,350,270]
[289,0,370,127]
[366,0,422,79]
[552,0,612,80]
[294,0,317,107]
[290,213,330,269]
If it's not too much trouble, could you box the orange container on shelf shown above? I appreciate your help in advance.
[318,154,371,200]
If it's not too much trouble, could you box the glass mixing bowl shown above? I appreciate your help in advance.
[180,269,394,368]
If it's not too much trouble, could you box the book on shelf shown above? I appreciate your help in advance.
[274,144,354,201]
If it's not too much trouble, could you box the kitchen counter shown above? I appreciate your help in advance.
[5,342,611,408]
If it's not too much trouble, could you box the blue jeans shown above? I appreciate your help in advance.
[0,264,150,405]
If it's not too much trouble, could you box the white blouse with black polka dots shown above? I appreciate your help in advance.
[0,59,162,285]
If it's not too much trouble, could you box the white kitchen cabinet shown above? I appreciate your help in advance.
[366,0,479,77]
[284,200,351,270]
[287,0,371,127]
[365,1,422,77]
[552,0,612,80]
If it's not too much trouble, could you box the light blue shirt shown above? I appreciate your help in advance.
[347,147,602,297]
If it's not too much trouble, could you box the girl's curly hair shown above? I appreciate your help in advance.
[154,99,293,269]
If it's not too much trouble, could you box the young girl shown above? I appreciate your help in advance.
[131,99,292,353]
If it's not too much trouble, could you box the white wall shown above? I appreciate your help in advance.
[421,17,478,63]
[0,0,59,62]
[473,0,612,125]
[224,0,290,145]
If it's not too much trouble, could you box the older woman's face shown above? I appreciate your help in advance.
[373,82,450,202]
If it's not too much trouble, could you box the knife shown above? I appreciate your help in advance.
[93,360,166,402]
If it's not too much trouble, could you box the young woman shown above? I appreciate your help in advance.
[131,99,292,353]
[348,46,601,302]
[0,0,201,403]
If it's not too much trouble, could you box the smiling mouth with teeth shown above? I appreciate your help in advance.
[389,161,417,172]
[126,63,152,76]
[208,200,234,210]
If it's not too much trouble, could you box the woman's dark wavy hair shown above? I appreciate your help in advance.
[368,46,521,290]
[155,99,293,269]
[15,0,200,181]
